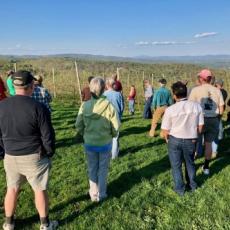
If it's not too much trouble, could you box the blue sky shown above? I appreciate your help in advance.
[0,0,230,56]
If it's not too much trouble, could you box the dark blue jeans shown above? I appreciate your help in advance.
[168,136,197,195]
[196,134,203,157]
[143,96,152,119]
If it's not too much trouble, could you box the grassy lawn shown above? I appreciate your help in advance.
[0,101,230,230]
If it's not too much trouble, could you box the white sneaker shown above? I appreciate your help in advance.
[203,167,210,175]
[40,220,58,230]
[149,129,155,137]
[3,223,15,230]
[90,194,99,202]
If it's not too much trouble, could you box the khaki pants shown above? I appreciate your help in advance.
[151,106,167,125]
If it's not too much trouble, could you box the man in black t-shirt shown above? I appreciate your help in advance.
[0,71,58,230]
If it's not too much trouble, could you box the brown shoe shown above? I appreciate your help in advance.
[149,129,155,137]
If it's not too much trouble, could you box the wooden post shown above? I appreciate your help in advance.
[52,68,56,98]
[75,61,82,104]
[14,63,17,72]
[142,71,145,81]
[103,65,105,80]
[116,67,120,80]
[151,73,154,86]
[136,72,141,113]
[70,69,76,100]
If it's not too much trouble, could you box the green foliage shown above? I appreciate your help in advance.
[1,57,230,105]
[0,101,229,229]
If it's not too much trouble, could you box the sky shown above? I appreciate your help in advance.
[0,0,230,57]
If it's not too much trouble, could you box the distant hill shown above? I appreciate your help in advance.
[134,55,230,68]
[1,54,230,68]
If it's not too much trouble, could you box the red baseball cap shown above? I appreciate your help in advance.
[197,69,213,80]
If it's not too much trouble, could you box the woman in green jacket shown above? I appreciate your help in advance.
[76,77,120,202]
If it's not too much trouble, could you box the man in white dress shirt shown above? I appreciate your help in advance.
[161,81,204,195]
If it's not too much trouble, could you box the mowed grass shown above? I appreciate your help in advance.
[0,100,230,230]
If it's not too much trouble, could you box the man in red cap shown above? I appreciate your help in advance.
[189,69,224,175]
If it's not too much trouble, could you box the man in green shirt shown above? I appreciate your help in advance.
[149,79,173,137]
[6,71,15,96]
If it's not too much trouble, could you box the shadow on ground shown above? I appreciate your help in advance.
[55,135,82,148]
[120,125,151,138]
[119,138,165,157]
[108,155,170,198]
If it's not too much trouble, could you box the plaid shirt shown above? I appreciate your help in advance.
[31,86,52,112]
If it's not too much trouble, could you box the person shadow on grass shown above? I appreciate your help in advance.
[107,154,170,198]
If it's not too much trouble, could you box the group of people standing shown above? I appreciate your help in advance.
[0,70,52,112]
[0,67,229,229]
[142,69,228,195]
[77,68,229,200]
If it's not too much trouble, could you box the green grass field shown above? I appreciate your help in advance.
[0,101,230,230]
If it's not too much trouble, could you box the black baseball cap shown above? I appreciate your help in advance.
[12,70,34,87]
[159,78,167,84]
